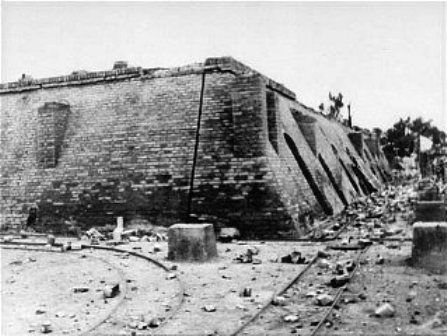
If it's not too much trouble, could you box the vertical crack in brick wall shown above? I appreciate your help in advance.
[187,71,207,217]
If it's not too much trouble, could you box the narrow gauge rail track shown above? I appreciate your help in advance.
[230,199,399,336]
[230,243,372,336]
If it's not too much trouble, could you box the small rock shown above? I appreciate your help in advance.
[137,322,147,330]
[305,291,317,298]
[327,274,350,288]
[35,309,46,315]
[166,273,177,280]
[376,256,385,265]
[272,296,287,306]
[317,259,331,269]
[374,303,395,317]
[73,286,89,293]
[242,287,252,297]
[315,294,334,306]
[283,314,299,323]
[218,227,240,242]
[41,322,52,334]
[317,250,331,258]
[103,283,120,298]
[202,305,216,312]
[148,317,161,328]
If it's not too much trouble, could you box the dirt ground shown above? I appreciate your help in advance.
[1,184,447,335]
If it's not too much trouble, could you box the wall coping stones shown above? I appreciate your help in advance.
[0,56,295,100]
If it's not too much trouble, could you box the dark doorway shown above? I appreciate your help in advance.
[284,133,333,215]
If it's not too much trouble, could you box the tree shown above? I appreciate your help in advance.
[381,116,446,163]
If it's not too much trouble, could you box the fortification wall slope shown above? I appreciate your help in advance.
[0,57,390,236]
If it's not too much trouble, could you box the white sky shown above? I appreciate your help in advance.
[1,1,446,132]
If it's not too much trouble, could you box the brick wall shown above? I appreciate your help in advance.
[0,57,390,236]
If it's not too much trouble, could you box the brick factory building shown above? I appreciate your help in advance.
[0,57,390,237]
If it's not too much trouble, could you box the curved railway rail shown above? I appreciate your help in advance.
[0,241,185,335]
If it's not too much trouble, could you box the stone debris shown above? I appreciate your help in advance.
[272,296,287,306]
[72,286,89,293]
[128,236,140,242]
[166,273,177,280]
[317,250,331,258]
[283,314,300,323]
[280,251,307,264]
[218,227,240,243]
[85,228,104,240]
[234,248,259,263]
[374,303,395,318]
[375,255,385,265]
[40,321,52,333]
[317,259,331,269]
[327,274,350,288]
[103,283,120,298]
[148,317,162,328]
[202,305,216,312]
[241,287,252,297]
[314,293,334,306]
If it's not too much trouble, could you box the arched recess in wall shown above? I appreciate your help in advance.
[283,133,333,215]
[364,149,372,162]
[377,167,388,182]
[350,156,377,194]
[339,158,361,195]
[318,154,348,206]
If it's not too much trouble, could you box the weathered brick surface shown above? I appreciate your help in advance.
[0,57,390,236]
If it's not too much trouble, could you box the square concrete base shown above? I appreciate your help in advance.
[418,187,443,201]
[412,222,447,273]
[168,223,218,261]
[414,201,446,222]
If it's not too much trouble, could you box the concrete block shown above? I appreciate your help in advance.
[414,201,446,222]
[412,222,447,273]
[418,187,442,201]
[168,223,218,261]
